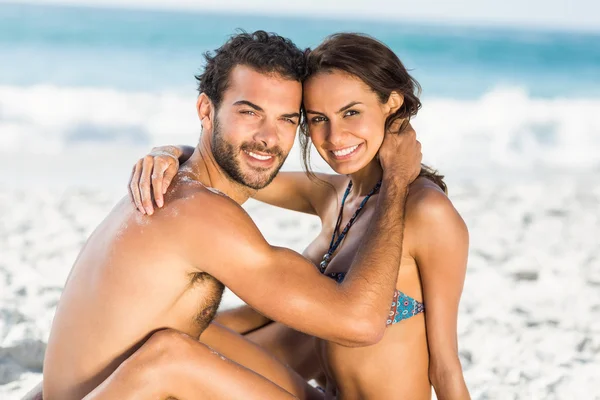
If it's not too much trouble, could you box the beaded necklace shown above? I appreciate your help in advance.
[319,179,382,273]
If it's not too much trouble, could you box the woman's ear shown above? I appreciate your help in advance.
[196,93,214,133]
[384,91,404,116]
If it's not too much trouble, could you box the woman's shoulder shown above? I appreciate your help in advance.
[405,177,467,237]
[406,177,450,210]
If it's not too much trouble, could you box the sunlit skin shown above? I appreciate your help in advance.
[304,71,393,194]
[207,68,301,192]
[39,67,313,400]
[120,68,469,399]
[190,66,301,203]
[226,70,469,399]
[26,64,425,400]
[296,71,432,399]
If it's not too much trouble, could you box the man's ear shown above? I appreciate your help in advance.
[197,93,215,133]
[384,91,404,116]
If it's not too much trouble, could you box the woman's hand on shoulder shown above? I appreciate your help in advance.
[129,146,182,215]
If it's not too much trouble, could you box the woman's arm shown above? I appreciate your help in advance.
[252,171,338,215]
[129,145,339,216]
[408,182,471,400]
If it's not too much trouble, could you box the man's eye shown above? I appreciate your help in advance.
[241,110,256,116]
[344,110,359,117]
[285,118,297,125]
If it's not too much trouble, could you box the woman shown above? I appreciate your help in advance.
[130,33,470,399]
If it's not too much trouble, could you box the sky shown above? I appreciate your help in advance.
[7,0,600,32]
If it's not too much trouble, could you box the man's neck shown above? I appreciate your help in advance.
[180,144,255,205]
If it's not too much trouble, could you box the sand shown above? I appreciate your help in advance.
[1,173,599,399]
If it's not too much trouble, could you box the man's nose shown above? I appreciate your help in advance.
[253,121,278,149]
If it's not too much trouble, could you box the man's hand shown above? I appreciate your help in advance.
[129,146,181,215]
[378,120,422,186]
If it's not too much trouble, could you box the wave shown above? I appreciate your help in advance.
[1,84,599,171]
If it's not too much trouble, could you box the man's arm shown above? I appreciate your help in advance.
[193,178,408,347]
[186,128,421,347]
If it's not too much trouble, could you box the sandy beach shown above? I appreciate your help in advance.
[2,4,599,398]
[1,169,599,399]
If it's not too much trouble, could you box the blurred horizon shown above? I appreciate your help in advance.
[1,1,599,188]
[4,0,600,33]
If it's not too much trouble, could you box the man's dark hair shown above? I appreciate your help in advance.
[195,30,307,109]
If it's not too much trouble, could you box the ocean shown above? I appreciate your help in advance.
[2,4,600,399]
[1,2,599,181]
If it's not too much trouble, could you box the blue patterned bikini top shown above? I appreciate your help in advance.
[323,271,425,325]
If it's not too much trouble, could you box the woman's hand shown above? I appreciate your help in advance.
[129,146,181,215]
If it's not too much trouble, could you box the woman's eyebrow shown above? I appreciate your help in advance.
[305,101,363,116]
[337,101,362,113]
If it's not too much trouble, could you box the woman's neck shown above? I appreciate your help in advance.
[347,159,383,198]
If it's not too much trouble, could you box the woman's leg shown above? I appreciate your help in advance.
[200,322,321,397]
[85,328,323,400]
[211,306,321,381]
[244,322,322,381]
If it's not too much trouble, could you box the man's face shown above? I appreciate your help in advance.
[210,65,302,190]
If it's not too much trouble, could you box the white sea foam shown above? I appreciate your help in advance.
[1,84,599,175]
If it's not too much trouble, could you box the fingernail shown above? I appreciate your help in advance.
[146,208,153,215]
[157,199,164,208]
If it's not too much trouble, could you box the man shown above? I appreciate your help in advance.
[26,30,422,399]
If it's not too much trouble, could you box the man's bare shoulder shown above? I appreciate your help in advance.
[161,181,267,254]
[101,181,249,254]
[162,182,252,229]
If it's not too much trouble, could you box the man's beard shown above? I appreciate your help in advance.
[211,119,287,190]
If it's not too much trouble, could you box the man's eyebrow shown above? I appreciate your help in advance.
[337,101,362,113]
[233,100,264,112]
[281,112,301,119]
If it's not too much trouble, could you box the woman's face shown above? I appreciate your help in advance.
[303,70,393,175]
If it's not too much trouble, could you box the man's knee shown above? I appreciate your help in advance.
[145,329,190,349]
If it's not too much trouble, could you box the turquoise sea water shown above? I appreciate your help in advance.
[1,3,599,97]
[1,3,599,172]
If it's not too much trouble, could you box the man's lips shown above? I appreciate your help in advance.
[244,150,274,161]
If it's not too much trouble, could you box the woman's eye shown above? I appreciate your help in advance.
[311,116,326,123]
[344,110,359,117]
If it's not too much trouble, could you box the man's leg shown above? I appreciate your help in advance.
[85,329,323,400]
[21,322,322,400]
